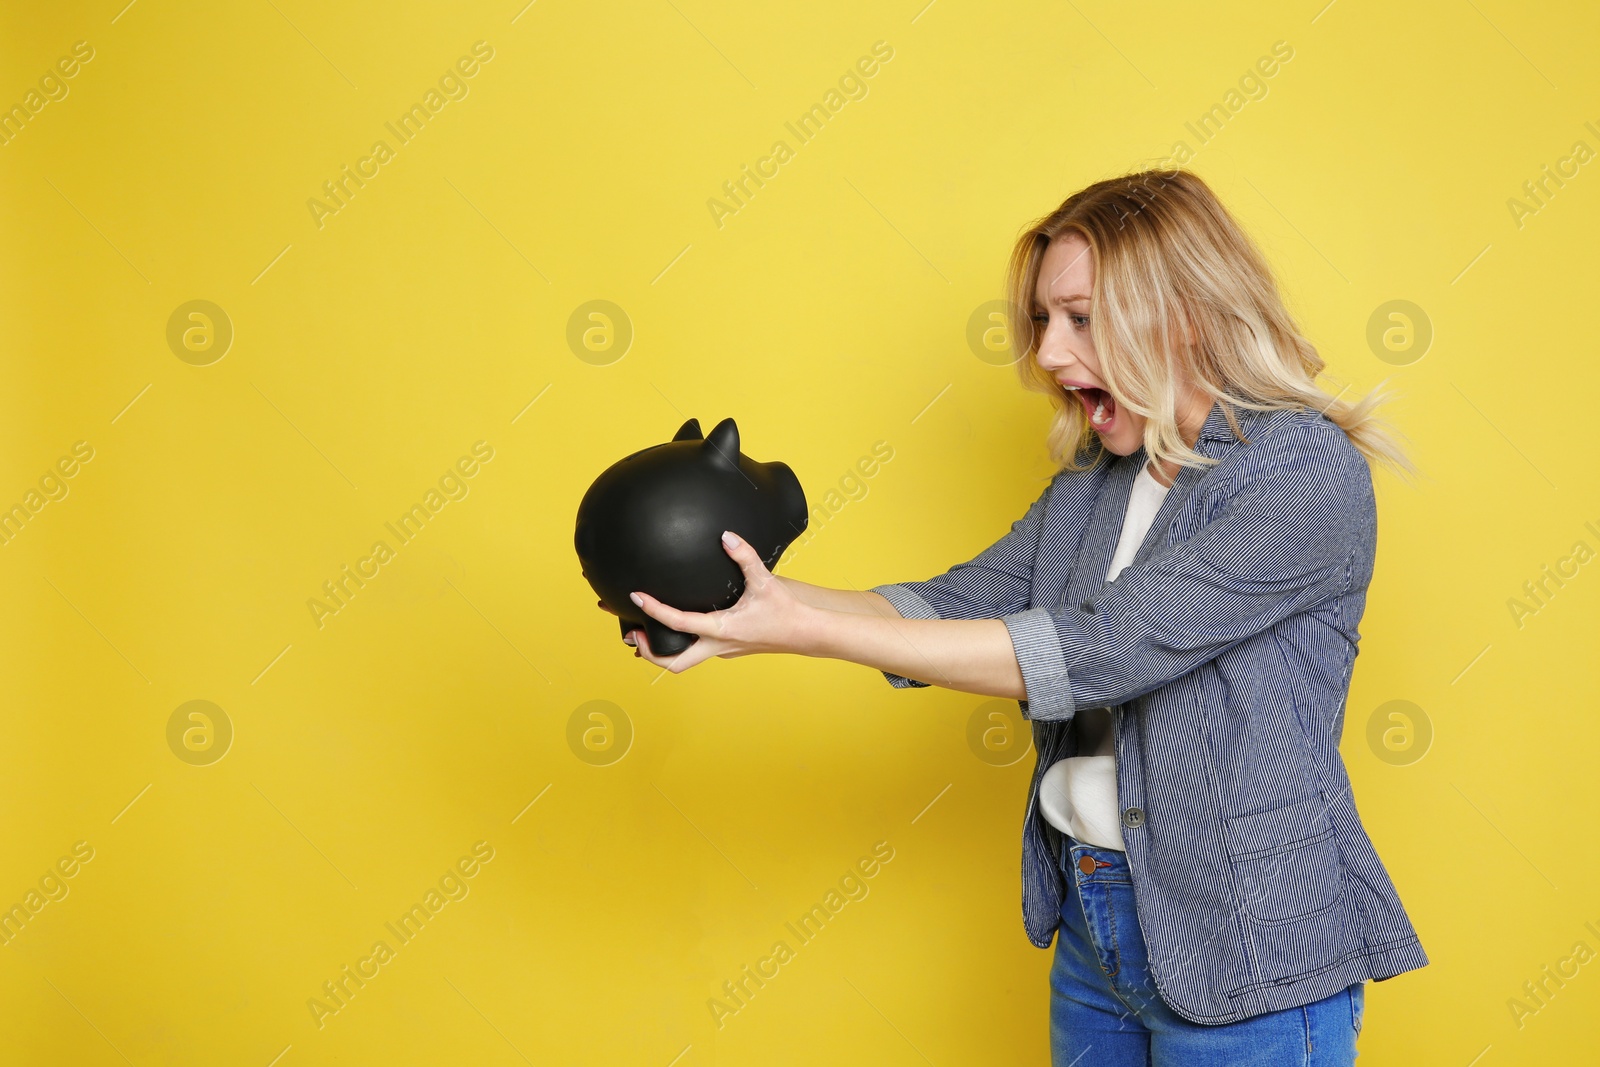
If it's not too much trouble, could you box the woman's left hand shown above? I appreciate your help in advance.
[625,530,815,673]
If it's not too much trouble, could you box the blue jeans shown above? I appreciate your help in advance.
[1050,834,1364,1066]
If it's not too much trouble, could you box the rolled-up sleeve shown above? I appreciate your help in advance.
[1003,426,1366,722]
[868,475,1056,688]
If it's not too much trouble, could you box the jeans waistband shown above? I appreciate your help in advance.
[1059,834,1130,881]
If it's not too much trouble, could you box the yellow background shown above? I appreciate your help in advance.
[2,0,1597,1063]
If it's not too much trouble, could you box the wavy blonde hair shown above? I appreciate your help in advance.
[1005,165,1418,483]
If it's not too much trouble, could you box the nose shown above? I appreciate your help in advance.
[1033,328,1075,374]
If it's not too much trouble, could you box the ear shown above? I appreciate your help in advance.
[672,418,703,441]
[1179,308,1198,349]
[704,418,741,469]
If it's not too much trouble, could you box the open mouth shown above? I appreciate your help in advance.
[1061,384,1117,431]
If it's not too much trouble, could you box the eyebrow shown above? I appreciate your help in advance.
[1033,292,1091,308]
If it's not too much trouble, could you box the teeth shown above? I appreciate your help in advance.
[1062,383,1111,425]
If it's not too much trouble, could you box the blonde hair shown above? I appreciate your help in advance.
[1005,165,1418,483]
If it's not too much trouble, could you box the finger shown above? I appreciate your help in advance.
[664,643,714,672]
[633,628,675,669]
[630,590,711,635]
[720,530,774,588]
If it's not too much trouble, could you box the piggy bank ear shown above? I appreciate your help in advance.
[704,418,740,468]
[673,418,703,441]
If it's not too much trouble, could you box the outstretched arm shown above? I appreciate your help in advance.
[800,610,1025,700]
[625,530,1025,700]
[776,576,903,618]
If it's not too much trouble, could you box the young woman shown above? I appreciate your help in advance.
[620,167,1428,1064]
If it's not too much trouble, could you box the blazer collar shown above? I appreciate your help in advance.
[1198,397,1267,444]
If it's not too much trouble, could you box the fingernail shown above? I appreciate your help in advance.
[722,530,740,547]
[629,592,643,606]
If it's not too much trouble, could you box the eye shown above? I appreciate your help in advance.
[1032,311,1091,330]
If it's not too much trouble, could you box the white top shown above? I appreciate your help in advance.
[1037,460,1172,850]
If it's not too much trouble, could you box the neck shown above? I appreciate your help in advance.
[1146,392,1212,489]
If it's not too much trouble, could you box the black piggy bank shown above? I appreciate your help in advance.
[575,417,809,657]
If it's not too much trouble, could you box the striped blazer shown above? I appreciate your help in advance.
[870,399,1428,1025]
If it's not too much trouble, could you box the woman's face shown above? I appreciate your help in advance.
[1030,232,1207,459]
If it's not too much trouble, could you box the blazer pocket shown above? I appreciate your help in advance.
[1224,792,1343,924]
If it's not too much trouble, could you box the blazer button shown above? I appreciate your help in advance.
[1081,600,1096,613]
[1122,806,1145,829]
